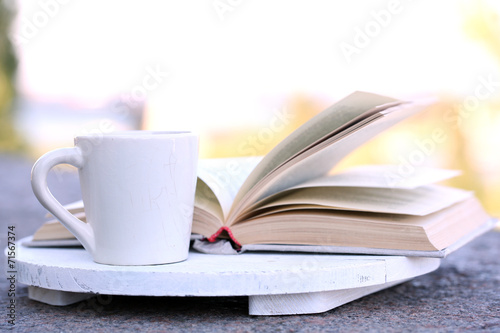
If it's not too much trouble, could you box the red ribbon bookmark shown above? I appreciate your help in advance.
[206,226,242,249]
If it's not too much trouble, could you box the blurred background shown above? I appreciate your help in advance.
[1,0,499,216]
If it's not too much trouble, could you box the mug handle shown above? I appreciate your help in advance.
[31,147,95,254]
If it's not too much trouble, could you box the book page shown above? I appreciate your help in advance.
[229,92,399,215]
[231,197,489,252]
[197,156,262,218]
[229,99,432,222]
[194,179,225,224]
[292,165,461,190]
[253,184,472,216]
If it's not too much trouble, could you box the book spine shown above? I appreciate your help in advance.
[207,226,242,249]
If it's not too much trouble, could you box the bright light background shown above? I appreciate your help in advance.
[13,0,499,130]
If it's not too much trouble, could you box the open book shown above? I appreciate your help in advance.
[29,92,495,257]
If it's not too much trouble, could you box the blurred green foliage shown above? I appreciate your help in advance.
[0,0,23,152]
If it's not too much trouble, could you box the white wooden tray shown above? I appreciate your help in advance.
[15,237,440,315]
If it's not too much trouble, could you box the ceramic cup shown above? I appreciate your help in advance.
[31,131,198,265]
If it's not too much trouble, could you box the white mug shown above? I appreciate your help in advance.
[31,131,198,265]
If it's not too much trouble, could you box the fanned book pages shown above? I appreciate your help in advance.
[28,91,496,256]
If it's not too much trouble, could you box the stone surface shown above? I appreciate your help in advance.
[1,153,499,332]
